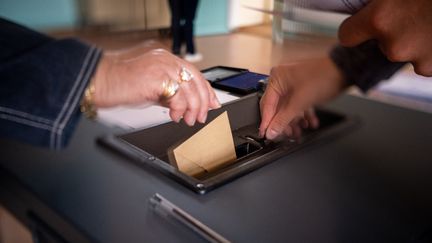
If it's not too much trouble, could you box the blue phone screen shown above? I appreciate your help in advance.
[217,72,268,90]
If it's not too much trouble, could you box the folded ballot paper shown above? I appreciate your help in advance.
[168,112,237,177]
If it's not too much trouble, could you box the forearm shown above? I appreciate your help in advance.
[330,40,406,92]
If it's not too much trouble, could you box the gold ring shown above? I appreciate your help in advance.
[161,79,179,99]
[179,67,194,84]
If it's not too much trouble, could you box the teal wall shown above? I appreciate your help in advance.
[0,0,228,35]
[0,0,78,30]
[195,0,229,36]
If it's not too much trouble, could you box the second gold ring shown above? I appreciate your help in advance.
[179,67,194,84]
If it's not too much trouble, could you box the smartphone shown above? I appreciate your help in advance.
[202,66,268,95]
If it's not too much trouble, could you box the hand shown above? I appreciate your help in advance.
[259,58,346,140]
[92,46,220,126]
[339,0,432,76]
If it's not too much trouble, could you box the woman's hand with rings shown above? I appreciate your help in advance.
[91,45,221,126]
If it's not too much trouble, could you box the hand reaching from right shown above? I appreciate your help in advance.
[259,58,347,140]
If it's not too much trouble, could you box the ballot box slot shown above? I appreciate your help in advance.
[194,140,281,181]
[99,93,359,194]
[235,142,262,159]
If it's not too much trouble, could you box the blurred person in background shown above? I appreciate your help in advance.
[168,0,203,63]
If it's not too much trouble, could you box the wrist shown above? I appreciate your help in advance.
[324,57,349,93]
[92,53,116,108]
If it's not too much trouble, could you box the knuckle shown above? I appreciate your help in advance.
[369,11,387,33]
[269,67,278,76]
[200,96,209,108]
[170,100,186,111]
[269,66,284,81]
[187,100,200,112]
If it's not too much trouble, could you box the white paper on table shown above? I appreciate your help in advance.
[97,89,240,130]
[375,70,432,103]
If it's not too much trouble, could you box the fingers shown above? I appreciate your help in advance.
[183,65,220,124]
[304,108,319,129]
[265,104,299,140]
[290,118,303,139]
[300,118,309,129]
[154,51,220,125]
[259,85,281,138]
[205,81,221,109]
[164,62,220,126]
[338,3,374,47]
[187,63,221,109]
[265,108,318,141]
[191,78,209,124]
[190,72,212,123]
[176,81,201,126]
[167,91,187,123]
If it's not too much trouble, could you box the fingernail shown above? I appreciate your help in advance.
[266,128,280,140]
[201,113,207,123]
[258,129,264,138]
[188,117,196,126]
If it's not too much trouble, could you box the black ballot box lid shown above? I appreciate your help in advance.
[99,93,359,194]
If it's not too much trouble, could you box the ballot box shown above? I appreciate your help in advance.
[99,93,358,194]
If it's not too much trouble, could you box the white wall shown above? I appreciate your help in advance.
[228,0,272,30]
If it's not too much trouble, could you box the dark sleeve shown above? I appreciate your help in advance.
[329,40,406,92]
[0,18,102,149]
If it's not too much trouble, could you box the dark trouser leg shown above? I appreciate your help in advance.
[182,0,199,54]
[168,0,181,55]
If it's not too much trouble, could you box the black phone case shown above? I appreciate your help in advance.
[202,66,266,95]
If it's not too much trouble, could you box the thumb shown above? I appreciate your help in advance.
[265,103,299,140]
[259,86,280,137]
[338,3,374,47]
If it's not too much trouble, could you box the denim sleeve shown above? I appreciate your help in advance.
[330,40,405,92]
[0,18,102,149]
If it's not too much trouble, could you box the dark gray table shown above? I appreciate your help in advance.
[1,95,432,243]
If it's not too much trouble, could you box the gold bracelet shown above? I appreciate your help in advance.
[80,83,97,119]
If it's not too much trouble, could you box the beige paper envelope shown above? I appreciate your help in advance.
[170,152,207,177]
[170,111,237,176]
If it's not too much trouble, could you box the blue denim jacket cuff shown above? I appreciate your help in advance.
[52,42,102,149]
[0,38,102,149]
